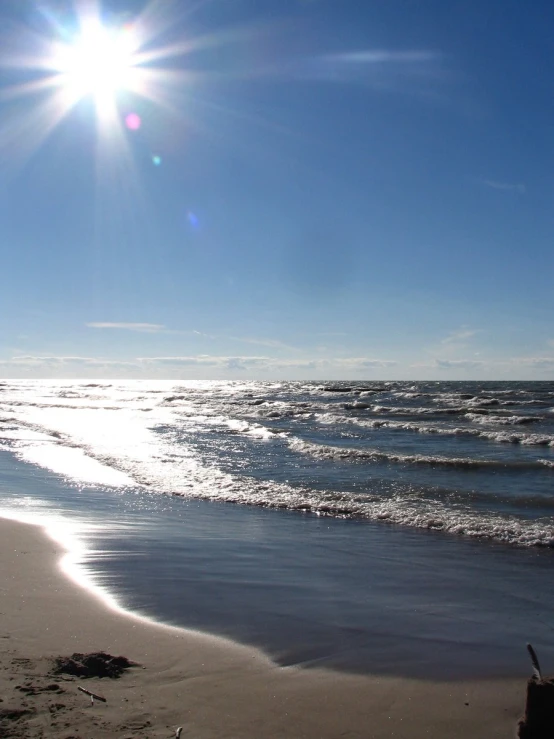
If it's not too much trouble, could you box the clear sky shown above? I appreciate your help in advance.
[0,0,552,380]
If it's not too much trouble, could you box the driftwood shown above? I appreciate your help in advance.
[77,685,107,704]
[517,644,554,739]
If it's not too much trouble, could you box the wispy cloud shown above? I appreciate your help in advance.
[328,51,438,64]
[483,180,526,194]
[434,359,485,370]
[138,356,396,371]
[266,47,445,93]
[0,354,397,377]
[0,355,138,369]
[86,323,303,349]
[192,329,216,339]
[138,355,263,369]
[441,328,478,344]
[87,322,167,333]
[335,358,397,369]
[509,356,554,369]
[228,336,298,352]
[2,353,553,379]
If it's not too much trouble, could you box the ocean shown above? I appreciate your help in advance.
[1,379,553,678]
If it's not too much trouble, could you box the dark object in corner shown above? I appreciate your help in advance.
[53,652,138,679]
[518,644,554,738]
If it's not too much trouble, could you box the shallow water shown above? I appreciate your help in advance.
[1,379,553,678]
[1,447,553,680]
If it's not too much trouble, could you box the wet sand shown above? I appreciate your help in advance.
[0,516,524,738]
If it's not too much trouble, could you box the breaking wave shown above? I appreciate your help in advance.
[289,437,546,470]
[1,379,553,550]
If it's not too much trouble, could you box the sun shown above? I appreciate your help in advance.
[53,21,139,115]
[0,0,247,165]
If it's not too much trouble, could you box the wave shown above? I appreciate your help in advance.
[289,438,545,470]
[3,444,553,550]
[342,404,546,421]
[1,379,553,550]
[183,485,554,548]
[223,418,281,439]
[0,400,124,411]
[60,430,549,549]
[465,413,539,426]
[316,413,554,446]
[345,403,468,415]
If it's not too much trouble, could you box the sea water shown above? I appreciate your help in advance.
[0,379,553,677]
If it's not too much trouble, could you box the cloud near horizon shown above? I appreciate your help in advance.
[1,354,553,379]
[511,357,554,369]
[0,354,397,377]
[138,356,398,371]
[0,355,138,370]
[86,322,167,333]
[433,359,485,370]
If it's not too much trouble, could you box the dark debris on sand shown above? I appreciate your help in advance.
[52,652,138,679]
[0,707,35,739]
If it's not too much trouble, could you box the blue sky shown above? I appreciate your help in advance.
[0,0,552,380]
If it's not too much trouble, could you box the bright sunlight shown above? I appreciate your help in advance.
[0,0,235,167]
[54,21,139,115]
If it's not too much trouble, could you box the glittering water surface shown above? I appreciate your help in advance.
[1,379,553,547]
[0,380,553,677]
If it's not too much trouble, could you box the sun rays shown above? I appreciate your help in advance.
[0,0,202,166]
[52,20,140,117]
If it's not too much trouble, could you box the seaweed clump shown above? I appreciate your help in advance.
[53,652,137,679]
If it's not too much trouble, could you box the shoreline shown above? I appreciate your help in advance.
[0,514,525,738]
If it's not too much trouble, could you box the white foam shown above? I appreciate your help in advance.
[2,380,553,550]
[316,413,554,446]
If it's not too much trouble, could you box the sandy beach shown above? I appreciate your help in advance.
[0,516,527,738]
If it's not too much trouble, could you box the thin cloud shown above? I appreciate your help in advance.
[483,180,526,194]
[335,358,397,369]
[0,354,397,373]
[265,47,446,93]
[228,336,299,352]
[138,355,262,368]
[435,359,485,370]
[329,51,438,64]
[137,356,396,371]
[441,328,478,344]
[306,49,444,89]
[191,332,299,351]
[510,357,554,369]
[0,355,137,369]
[87,322,167,333]
[192,329,216,339]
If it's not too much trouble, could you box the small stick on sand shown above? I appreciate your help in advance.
[175,727,183,738]
[77,685,107,704]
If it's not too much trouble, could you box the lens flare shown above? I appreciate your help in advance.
[0,1,270,172]
[187,211,199,228]
[0,0,200,164]
[125,112,141,130]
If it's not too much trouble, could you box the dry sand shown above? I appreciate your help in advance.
[0,516,525,738]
